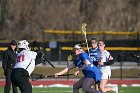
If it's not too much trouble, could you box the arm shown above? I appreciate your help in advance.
[35,51,55,68]
[99,52,114,66]
[103,54,114,65]
[2,51,8,70]
[35,51,44,65]
[55,64,76,76]
[98,60,114,66]
[79,60,89,71]
[103,60,114,65]
[74,60,89,76]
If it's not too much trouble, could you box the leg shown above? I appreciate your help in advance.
[8,69,18,93]
[12,83,18,93]
[73,77,85,93]
[11,68,32,93]
[18,80,32,93]
[16,70,32,93]
[100,71,113,92]
[12,76,32,93]
[91,84,100,91]
[82,78,98,93]
[4,69,11,93]
[100,79,112,92]
[95,83,100,91]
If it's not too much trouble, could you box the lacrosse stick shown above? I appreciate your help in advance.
[81,23,90,55]
[31,40,55,68]
[31,73,73,81]
[43,55,55,68]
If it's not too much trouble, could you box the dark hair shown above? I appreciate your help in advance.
[91,37,98,42]
[98,39,105,44]
[9,40,17,45]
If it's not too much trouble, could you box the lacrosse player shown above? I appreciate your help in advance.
[89,37,101,90]
[10,40,44,93]
[98,40,118,93]
[89,37,101,66]
[55,44,103,93]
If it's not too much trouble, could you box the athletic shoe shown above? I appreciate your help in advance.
[112,85,118,93]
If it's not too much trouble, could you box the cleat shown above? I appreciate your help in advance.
[112,85,118,93]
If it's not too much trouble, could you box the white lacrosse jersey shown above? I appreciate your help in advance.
[99,50,113,79]
[14,50,37,75]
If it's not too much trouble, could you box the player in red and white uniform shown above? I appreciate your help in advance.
[11,40,44,93]
[98,40,118,93]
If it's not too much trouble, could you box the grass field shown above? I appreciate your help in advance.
[0,87,140,93]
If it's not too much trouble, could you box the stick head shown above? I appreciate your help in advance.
[81,23,87,35]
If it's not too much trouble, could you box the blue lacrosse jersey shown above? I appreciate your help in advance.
[73,52,101,82]
[89,47,101,64]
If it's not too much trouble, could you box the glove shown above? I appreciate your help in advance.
[36,51,44,59]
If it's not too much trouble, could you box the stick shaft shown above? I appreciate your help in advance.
[84,35,90,56]
[45,74,73,77]
[31,73,73,81]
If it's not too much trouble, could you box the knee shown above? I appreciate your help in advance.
[73,84,78,89]
[82,86,88,92]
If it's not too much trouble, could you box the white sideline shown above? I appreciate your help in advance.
[32,83,140,88]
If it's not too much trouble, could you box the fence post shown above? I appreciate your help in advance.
[120,61,123,80]
[58,47,61,65]
[137,32,140,66]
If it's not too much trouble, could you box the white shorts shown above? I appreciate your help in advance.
[101,71,111,80]
[100,67,111,80]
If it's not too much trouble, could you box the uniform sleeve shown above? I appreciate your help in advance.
[103,51,114,65]
[73,59,78,66]
[2,51,8,70]
[80,52,88,61]
[100,51,109,62]
[28,51,37,60]
[104,60,114,65]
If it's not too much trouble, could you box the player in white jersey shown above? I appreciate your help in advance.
[98,40,118,93]
[11,40,44,93]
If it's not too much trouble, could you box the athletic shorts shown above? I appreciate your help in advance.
[100,68,111,80]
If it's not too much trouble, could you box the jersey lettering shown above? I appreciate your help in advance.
[17,54,24,62]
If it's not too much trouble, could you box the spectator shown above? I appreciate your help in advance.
[2,40,18,93]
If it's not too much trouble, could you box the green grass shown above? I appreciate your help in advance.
[0,87,140,93]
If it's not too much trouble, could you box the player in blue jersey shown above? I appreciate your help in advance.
[89,37,101,66]
[89,37,101,91]
[55,44,102,93]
